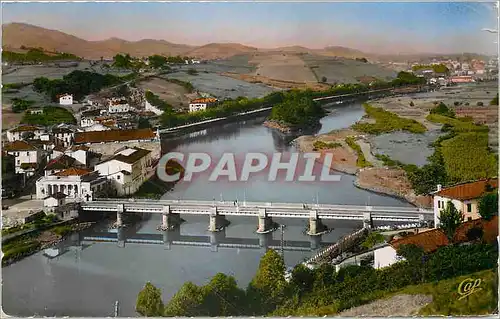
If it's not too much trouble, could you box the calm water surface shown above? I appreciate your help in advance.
[3,102,411,317]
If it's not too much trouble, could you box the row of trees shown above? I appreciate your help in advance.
[33,70,131,102]
[159,72,426,129]
[112,54,192,70]
[136,238,498,317]
[268,90,326,128]
[2,48,81,63]
[412,63,450,74]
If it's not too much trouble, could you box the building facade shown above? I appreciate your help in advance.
[95,147,153,196]
[36,168,108,201]
[59,94,73,105]
[4,140,44,177]
[432,179,498,227]
[108,98,131,113]
[189,98,218,113]
[7,125,46,142]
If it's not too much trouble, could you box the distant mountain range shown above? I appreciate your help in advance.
[2,23,492,62]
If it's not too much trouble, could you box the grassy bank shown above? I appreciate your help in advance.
[2,214,93,266]
[312,141,342,151]
[20,105,76,126]
[426,111,497,184]
[345,136,372,168]
[398,268,497,315]
[352,103,427,135]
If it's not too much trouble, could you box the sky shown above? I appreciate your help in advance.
[2,1,498,54]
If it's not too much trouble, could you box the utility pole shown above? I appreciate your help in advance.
[114,301,119,317]
[280,224,285,261]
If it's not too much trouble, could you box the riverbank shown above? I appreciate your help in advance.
[293,102,434,208]
[2,218,95,267]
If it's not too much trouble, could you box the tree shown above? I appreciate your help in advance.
[248,249,287,310]
[409,101,414,107]
[203,273,246,316]
[136,282,164,317]
[289,264,315,295]
[438,201,464,241]
[113,54,132,69]
[148,55,168,69]
[466,226,484,242]
[490,93,499,106]
[138,117,152,129]
[396,244,425,264]
[361,231,385,249]
[478,192,498,221]
[477,101,484,106]
[321,76,327,83]
[164,282,207,316]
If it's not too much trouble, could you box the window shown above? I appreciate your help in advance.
[467,203,472,213]
[117,175,121,180]
[468,217,472,221]
[438,201,441,209]
[26,152,30,156]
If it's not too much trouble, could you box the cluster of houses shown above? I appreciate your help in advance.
[2,121,160,206]
[372,178,498,269]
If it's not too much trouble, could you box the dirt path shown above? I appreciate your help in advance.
[357,139,384,167]
[339,294,433,317]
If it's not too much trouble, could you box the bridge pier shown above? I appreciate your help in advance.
[258,232,271,250]
[208,207,227,232]
[117,226,125,248]
[256,208,274,234]
[307,210,327,236]
[159,206,181,230]
[162,227,181,250]
[116,204,124,228]
[310,235,321,250]
[363,211,373,229]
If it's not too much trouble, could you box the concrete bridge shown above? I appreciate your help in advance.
[80,199,433,235]
[80,227,330,252]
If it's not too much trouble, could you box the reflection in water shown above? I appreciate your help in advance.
[3,102,413,317]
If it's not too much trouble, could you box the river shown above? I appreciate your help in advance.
[2,102,412,317]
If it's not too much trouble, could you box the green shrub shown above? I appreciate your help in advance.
[345,136,372,168]
[313,140,342,151]
[52,225,72,236]
[21,106,76,126]
[352,103,427,135]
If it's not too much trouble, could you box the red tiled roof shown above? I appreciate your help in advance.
[45,155,77,170]
[190,98,217,104]
[391,229,449,253]
[10,125,43,133]
[391,216,499,253]
[4,140,38,151]
[74,128,156,144]
[453,216,498,244]
[53,168,92,176]
[436,179,498,200]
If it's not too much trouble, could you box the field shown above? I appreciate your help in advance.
[2,61,131,83]
[137,77,196,111]
[165,71,277,100]
[250,53,318,83]
[301,54,397,84]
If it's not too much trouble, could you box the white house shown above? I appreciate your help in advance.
[52,125,78,148]
[44,192,67,208]
[7,125,46,142]
[431,179,498,228]
[59,94,73,105]
[50,145,66,160]
[108,98,130,113]
[189,98,218,113]
[95,147,153,196]
[145,100,164,115]
[4,140,44,177]
[35,168,108,201]
[373,229,449,269]
[44,154,84,177]
[80,117,96,128]
[65,145,100,168]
